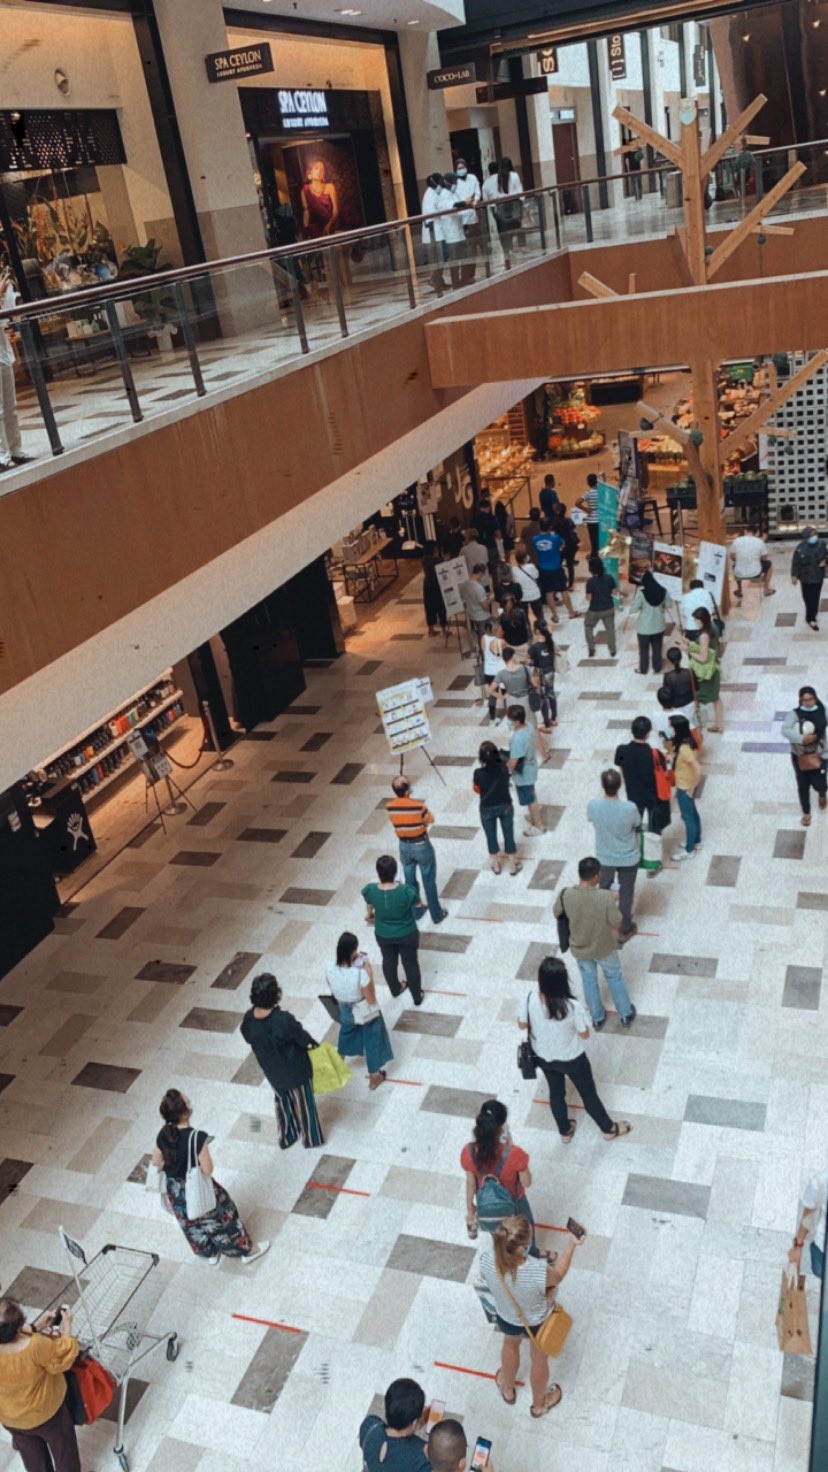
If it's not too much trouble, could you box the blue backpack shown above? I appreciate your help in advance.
[474,1145,518,1232]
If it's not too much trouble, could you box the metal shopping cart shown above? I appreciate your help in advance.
[41,1228,179,1471]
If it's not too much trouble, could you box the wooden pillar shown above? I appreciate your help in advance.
[689,355,730,612]
[679,101,708,286]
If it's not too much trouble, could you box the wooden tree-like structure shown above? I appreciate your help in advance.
[577,93,828,605]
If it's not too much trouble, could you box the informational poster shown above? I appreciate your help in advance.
[416,481,439,516]
[376,680,431,756]
[652,541,685,598]
[597,480,620,582]
[628,530,655,585]
[416,676,434,706]
[435,557,468,617]
[696,540,727,603]
[617,430,642,499]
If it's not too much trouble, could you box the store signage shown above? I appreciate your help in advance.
[538,47,558,76]
[275,89,330,130]
[475,78,548,103]
[693,44,706,87]
[608,33,627,81]
[696,540,727,603]
[427,63,477,90]
[205,43,274,84]
[550,108,576,122]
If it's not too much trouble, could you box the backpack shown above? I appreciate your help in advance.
[473,1145,518,1232]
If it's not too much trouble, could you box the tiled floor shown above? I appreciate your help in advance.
[0,544,825,1472]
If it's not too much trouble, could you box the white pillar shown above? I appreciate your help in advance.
[523,58,556,188]
[398,31,453,196]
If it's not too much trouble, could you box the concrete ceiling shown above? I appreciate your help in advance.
[227,0,465,33]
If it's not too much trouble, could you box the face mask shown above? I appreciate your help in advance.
[457,167,467,178]
[809,535,819,544]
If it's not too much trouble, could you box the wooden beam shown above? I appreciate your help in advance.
[706,163,806,279]
[612,105,682,166]
[628,272,637,295]
[744,134,771,146]
[751,223,795,237]
[720,349,828,459]
[577,271,617,299]
[680,105,708,285]
[701,93,768,175]
[637,400,692,446]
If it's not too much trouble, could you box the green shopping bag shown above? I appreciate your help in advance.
[309,1041,352,1094]
[639,828,662,872]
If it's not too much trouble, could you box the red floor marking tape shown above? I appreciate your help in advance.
[535,1222,568,1233]
[363,1075,423,1087]
[532,1099,584,1109]
[423,988,469,997]
[434,1361,525,1386]
[456,915,502,923]
[232,1312,304,1334]
[306,1181,371,1197]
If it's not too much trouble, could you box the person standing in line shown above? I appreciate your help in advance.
[513,548,544,625]
[532,516,577,622]
[150,1087,269,1263]
[480,619,505,723]
[678,578,715,635]
[553,858,636,1028]
[682,606,724,732]
[791,526,828,631]
[630,569,672,674]
[552,505,580,590]
[518,957,631,1142]
[506,704,545,836]
[473,740,521,875]
[0,1299,80,1472]
[429,1421,497,1472]
[359,1378,430,1472]
[520,505,542,560]
[576,472,600,556]
[497,594,531,657]
[731,523,774,600]
[443,516,465,559]
[421,541,447,637]
[489,644,534,721]
[789,1166,828,1281]
[662,645,695,713]
[583,555,618,657]
[452,157,482,283]
[781,686,828,827]
[587,768,640,942]
[653,685,701,749]
[527,621,558,732]
[362,855,424,1004]
[421,173,448,296]
[479,1216,581,1418]
[539,473,560,521]
[668,715,702,861]
[386,775,447,924]
[461,527,490,582]
[461,563,493,644]
[460,1099,537,1245]
[326,933,393,1091]
[240,974,324,1149]
[614,715,669,832]
[0,268,32,472]
[473,495,501,576]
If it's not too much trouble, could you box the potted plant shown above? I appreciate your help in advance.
[117,239,179,352]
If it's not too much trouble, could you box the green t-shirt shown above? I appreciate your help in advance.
[361,882,420,938]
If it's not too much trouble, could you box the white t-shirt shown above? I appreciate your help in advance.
[652,702,696,741]
[518,991,589,1063]
[436,187,466,245]
[421,186,443,245]
[679,587,715,630]
[481,174,500,202]
[481,633,503,676]
[0,282,16,368]
[801,1167,828,1249]
[454,172,481,225]
[731,535,766,579]
[513,563,541,603]
[325,963,365,1006]
[479,1244,550,1327]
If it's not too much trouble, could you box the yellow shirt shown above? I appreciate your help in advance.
[674,744,699,793]
[0,1332,79,1429]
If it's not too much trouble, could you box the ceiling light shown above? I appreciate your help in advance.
[741,31,751,41]
[336,7,363,13]
[813,17,822,26]
[407,17,420,22]
[821,88,827,96]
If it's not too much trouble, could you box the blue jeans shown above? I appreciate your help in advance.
[812,1240,825,1280]
[677,787,702,852]
[576,951,633,1026]
[399,837,442,922]
[480,802,516,855]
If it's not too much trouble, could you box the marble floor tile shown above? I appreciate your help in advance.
[3,1266,68,1309]
[179,1006,243,1033]
[236,827,287,844]
[0,1004,23,1026]
[300,732,332,752]
[394,1012,462,1038]
[385,1233,474,1282]
[38,1014,96,1056]
[780,1353,815,1403]
[773,830,806,860]
[210,951,262,991]
[331,763,365,784]
[420,1084,492,1116]
[96,905,145,939]
[796,890,828,910]
[71,1062,141,1093]
[705,855,741,887]
[648,953,718,978]
[290,831,330,858]
[782,965,822,1010]
[683,1095,767,1131]
[430,825,478,840]
[271,771,315,784]
[169,850,222,867]
[441,869,478,899]
[231,1327,309,1412]
[0,1159,33,1205]
[621,1173,711,1219]
[516,941,552,980]
[278,887,336,906]
[418,931,472,954]
[46,970,108,994]
[186,802,226,827]
[528,858,565,890]
[135,961,197,984]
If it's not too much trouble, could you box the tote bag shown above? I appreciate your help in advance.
[310,1041,352,1094]
[184,1129,216,1220]
[64,1354,116,1426]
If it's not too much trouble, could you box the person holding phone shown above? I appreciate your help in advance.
[359,1377,430,1471]
[0,1297,81,1472]
[326,932,393,1091]
[427,1420,498,1472]
[0,266,31,472]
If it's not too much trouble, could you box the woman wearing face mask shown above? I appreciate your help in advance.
[791,528,828,631]
[452,156,482,283]
[421,172,448,296]
[630,570,673,674]
[781,687,828,826]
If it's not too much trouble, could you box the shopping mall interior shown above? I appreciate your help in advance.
[0,2,826,1471]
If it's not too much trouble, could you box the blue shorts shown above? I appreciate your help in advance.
[495,1314,529,1337]
[515,784,536,807]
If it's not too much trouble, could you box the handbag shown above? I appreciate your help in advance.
[652,747,675,801]
[309,1041,352,1094]
[775,1267,813,1354]
[639,828,662,871]
[517,992,537,1080]
[64,1353,116,1425]
[184,1129,216,1221]
[145,1160,165,1194]
[473,662,488,688]
[797,746,823,772]
[556,889,570,953]
[496,1265,573,1358]
[352,996,381,1026]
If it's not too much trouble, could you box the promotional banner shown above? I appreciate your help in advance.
[435,557,468,617]
[376,680,431,756]
[628,530,655,585]
[696,540,727,603]
[652,542,685,598]
[597,480,620,581]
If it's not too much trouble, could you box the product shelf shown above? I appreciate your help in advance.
[37,672,175,771]
[44,693,184,795]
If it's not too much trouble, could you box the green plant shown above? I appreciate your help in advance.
[118,238,177,327]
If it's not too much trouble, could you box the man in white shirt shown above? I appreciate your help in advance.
[452,158,482,283]
[0,269,32,472]
[789,1166,827,1279]
[678,579,716,633]
[731,525,774,598]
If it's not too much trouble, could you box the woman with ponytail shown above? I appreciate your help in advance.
[150,1088,269,1266]
[479,1215,583,1418]
[460,1099,535,1243]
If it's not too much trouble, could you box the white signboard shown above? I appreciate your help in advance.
[435,556,468,617]
[416,676,434,705]
[416,481,440,516]
[696,540,727,604]
[652,541,685,599]
[376,680,432,756]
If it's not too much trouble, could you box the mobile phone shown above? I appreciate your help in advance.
[355,951,368,967]
[566,1216,586,1241]
[426,1400,445,1428]
[470,1435,492,1470]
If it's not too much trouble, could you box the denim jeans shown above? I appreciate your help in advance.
[479,802,516,855]
[575,951,633,1025]
[399,837,442,922]
[676,787,701,851]
[538,1052,614,1135]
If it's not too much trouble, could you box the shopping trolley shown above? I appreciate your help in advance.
[41,1228,179,1471]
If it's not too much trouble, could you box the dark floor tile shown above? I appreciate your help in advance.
[775,613,797,628]
[430,755,475,767]
[179,1006,243,1033]
[271,771,315,784]
[0,1075,14,1096]
[356,660,383,676]
[395,1011,462,1037]
[126,822,161,849]
[0,1004,23,1026]
[292,1154,356,1218]
[517,940,552,981]
[237,827,287,844]
[648,953,718,978]
[301,732,333,752]
[720,682,758,692]
[781,1353,815,1402]
[386,1233,474,1283]
[430,826,478,840]
[100,1380,148,1425]
[683,1094,767,1131]
[280,705,321,716]
[448,675,474,690]
[135,961,196,984]
[528,860,565,892]
[211,951,262,991]
[242,729,278,740]
[742,742,790,754]
[231,1328,309,1411]
[782,965,822,1010]
[621,1173,711,1220]
[0,1159,33,1205]
[231,1055,263,1085]
[3,1264,66,1306]
[291,831,331,859]
[606,719,634,729]
[169,850,221,867]
[279,887,335,906]
[706,855,741,887]
[743,657,787,666]
[797,891,828,910]
[331,763,364,784]
[420,1083,491,1115]
[774,830,807,860]
[419,931,472,954]
[579,691,622,701]
[434,698,477,709]
[542,750,570,770]
[96,906,144,941]
[187,801,226,827]
[442,869,478,900]
[71,1062,141,1093]
[601,1012,669,1039]
[539,804,564,831]
[56,902,79,918]
[577,658,617,667]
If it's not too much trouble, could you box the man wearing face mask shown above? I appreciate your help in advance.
[791,527,828,630]
[452,157,482,283]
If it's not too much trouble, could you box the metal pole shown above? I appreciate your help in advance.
[552,189,562,249]
[537,193,547,254]
[171,282,205,396]
[102,301,142,423]
[17,319,63,455]
[289,261,309,354]
[329,245,349,339]
[582,183,594,243]
[401,225,417,309]
[201,699,234,769]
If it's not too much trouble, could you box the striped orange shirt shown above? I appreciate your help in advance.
[386,795,434,840]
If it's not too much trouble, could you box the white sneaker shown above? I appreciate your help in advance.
[205,1254,220,1266]
[671,848,695,862]
[241,1240,271,1265]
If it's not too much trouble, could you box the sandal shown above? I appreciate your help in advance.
[490,860,502,874]
[561,1120,576,1143]
[603,1121,632,1140]
[509,862,523,876]
[530,1385,562,1417]
[369,1070,387,1091]
[801,814,812,827]
[495,1369,517,1406]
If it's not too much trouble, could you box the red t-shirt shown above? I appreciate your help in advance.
[460,1141,529,1200]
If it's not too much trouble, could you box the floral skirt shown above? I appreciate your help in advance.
[166,1175,253,1258]
[275,1080,324,1150]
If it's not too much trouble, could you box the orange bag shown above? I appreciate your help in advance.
[65,1354,116,1425]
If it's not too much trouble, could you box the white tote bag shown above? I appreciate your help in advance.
[184,1129,215,1219]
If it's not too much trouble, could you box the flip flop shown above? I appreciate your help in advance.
[603,1121,632,1140]
[509,862,523,876]
[530,1384,562,1417]
[495,1369,516,1405]
[561,1120,576,1144]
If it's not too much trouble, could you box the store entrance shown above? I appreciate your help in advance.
[552,122,582,214]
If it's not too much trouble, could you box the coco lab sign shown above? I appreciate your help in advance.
[205,42,274,83]
[276,89,330,130]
